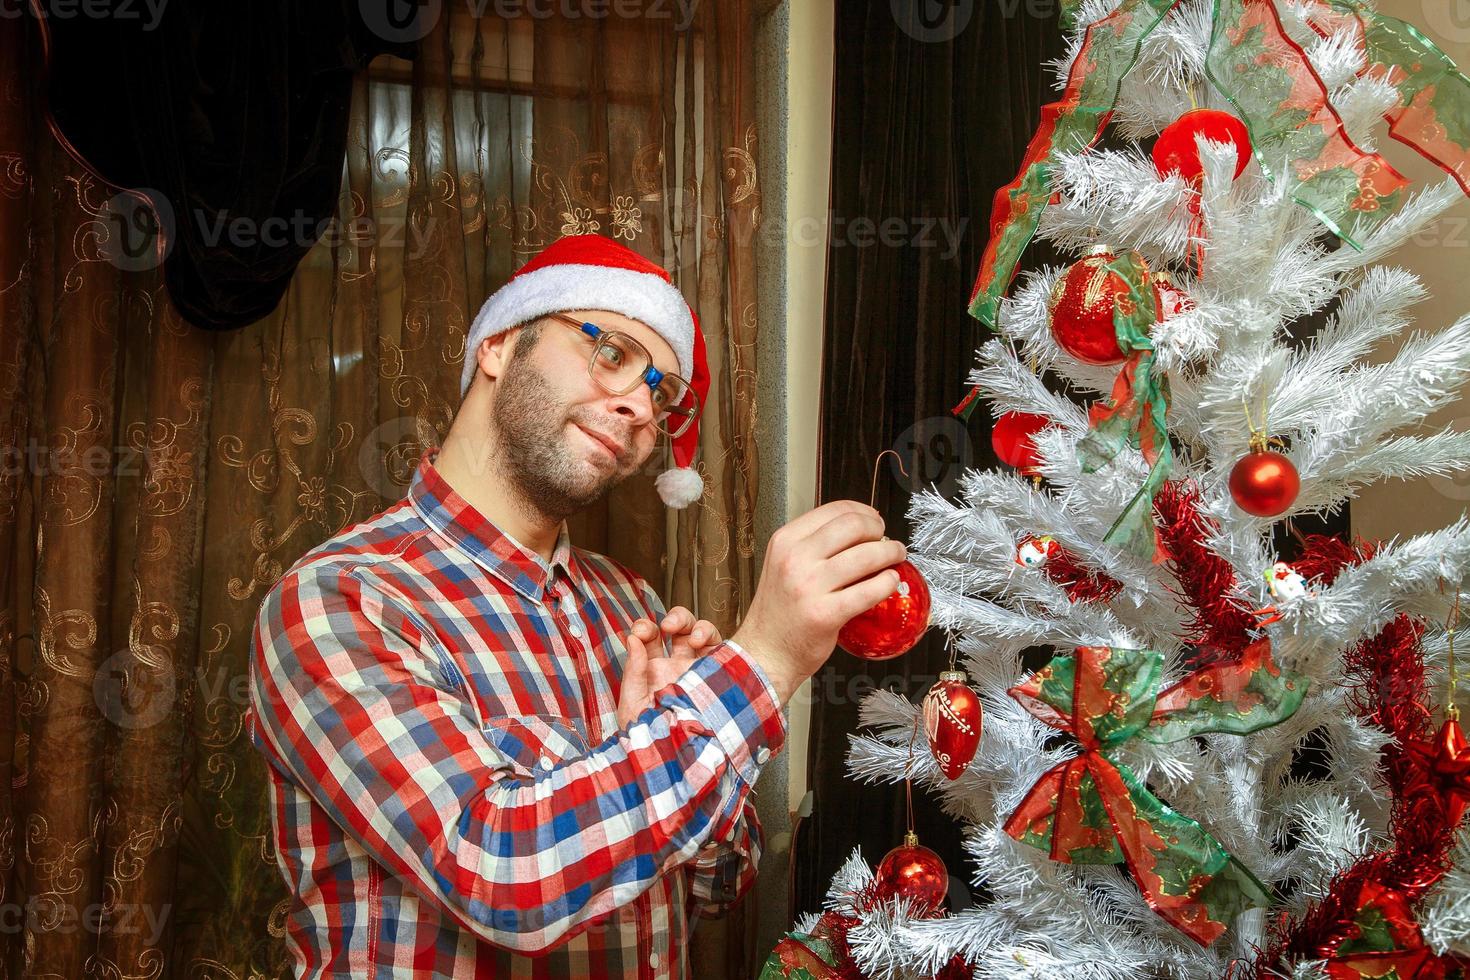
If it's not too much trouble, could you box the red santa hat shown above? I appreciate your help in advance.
[460,235,709,508]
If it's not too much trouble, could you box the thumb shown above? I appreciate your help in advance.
[625,628,650,670]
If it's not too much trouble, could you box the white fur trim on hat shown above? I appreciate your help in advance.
[655,465,704,508]
[460,263,695,396]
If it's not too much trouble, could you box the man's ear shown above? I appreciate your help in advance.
[474,327,520,386]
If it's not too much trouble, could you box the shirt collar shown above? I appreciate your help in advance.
[408,446,580,603]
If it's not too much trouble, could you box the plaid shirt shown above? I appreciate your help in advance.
[246,447,787,978]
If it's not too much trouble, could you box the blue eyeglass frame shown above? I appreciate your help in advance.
[544,312,699,425]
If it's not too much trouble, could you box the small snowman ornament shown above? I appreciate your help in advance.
[1016,535,1061,568]
[1254,561,1312,625]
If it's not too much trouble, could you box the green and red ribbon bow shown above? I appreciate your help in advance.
[1004,640,1307,945]
[1076,251,1172,562]
[1318,882,1445,980]
[759,933,843,980]
[967,0,1182,332]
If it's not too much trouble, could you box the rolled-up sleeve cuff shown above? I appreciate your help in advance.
[669,639,787,787]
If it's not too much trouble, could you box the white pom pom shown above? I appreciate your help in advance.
[655,466,704,508]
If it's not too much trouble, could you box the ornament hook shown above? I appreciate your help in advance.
[870,449,909,511]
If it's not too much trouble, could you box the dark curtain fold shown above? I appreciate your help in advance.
[799,0,1065,916]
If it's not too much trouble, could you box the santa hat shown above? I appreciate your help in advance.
[460,235,709,508]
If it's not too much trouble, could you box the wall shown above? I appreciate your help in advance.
[750,0,834,957]
[1350,0,1470,541]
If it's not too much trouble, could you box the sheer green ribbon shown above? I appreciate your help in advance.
[1204,0,1410,248]
[965,0,1182,338]
[1303,0,1470,197]
[1076,251,1171,562]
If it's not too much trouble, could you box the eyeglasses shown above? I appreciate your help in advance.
[543,312,701,438]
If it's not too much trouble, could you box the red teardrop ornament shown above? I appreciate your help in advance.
[923,670,983,780]
[838,559,931,660]
[875,831,948,917]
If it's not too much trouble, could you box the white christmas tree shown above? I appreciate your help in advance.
[768,1,1470,978]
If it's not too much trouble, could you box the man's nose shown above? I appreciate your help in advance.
[605,384,657,425]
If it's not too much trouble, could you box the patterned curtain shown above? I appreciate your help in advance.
[0,3,764,977]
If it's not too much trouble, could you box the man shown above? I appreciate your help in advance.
[247,235,904,978]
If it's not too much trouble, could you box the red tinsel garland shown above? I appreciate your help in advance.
[1043,543,1125,603]
[810,890,976,980]
[1152,481,1258,661]
[1243,535,1467,979]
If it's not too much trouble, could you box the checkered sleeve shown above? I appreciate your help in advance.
[248,564,786,955]
[685,796,764,917]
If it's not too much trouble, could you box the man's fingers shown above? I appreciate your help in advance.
[822,538,908,592]
[660,606,695,635]
[625,628,650,667]
[807,509,888,561]
[777,500,883,546]
[832,567,903,623]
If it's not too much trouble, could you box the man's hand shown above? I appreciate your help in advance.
[615,608,724,728]
[730,501,904,707]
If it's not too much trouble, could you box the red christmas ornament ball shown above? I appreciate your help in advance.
[923,670,983,780]
[1048,246,1160,365]
[1152,108,1252,183]
[875,832,948,916]
[1229,449,1300,518]
[838,559,931,660]
[991,411,1049,477]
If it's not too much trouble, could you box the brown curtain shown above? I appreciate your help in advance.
[0,3,764,977]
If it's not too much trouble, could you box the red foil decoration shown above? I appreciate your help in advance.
[923,670,983,780]
[1044,543,1125,604]
[1152,481,1257,662]
[1402,716,1470,829]
[874,831,948,917]
[1047,246,1161,365]
[991,411,1049,477]
[1229,449,1301,517]
[1151,108,1253,183]
[1245,532,1468,979]
[837,560,930,661]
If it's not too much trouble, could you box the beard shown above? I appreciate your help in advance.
[491,351,639,520]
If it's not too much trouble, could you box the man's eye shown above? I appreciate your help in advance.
[651,386,670,408]
[598,345,624,367]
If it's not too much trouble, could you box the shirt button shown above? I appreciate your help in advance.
[755,746,771,764]
[539,756,553,771]
[567,621,583,638]
[649,952,660,969]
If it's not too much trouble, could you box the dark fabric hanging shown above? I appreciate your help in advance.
[34,0,416,330]
[798,0,1066,915]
